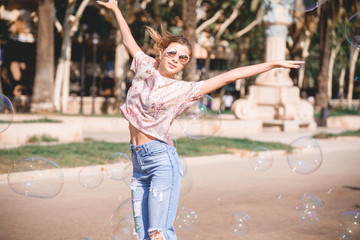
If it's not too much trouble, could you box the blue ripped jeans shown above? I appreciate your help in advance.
[130,139,182,240]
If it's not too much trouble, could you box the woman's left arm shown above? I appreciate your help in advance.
[197,60,305,96]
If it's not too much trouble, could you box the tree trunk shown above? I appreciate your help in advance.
[315,3,330,111]
[298,29,313,88]
[61,41,72,113]
[53,0,76,111]
[338,62,346,105]
[53,0,89,112]
[327,40,341,99]
[182,0,197,82]
[31,0,55,112]
[114,31,129,106]
[347,48,359,108]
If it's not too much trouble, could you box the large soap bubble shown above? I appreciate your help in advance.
[345,11,360,49]
[0,94,14,134]
[110,197,137,239]
[296,193,324,224]
[178,95,221,140]
[287,136,323,174]
[8,157,64,198]
[78,165,104,189]
[106,152,131,181]
[337,211,360,240]
[278,0,328,12]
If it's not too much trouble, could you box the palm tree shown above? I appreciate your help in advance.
[315,3,330,125]
[31,0,55,112]
[182,0,197,82]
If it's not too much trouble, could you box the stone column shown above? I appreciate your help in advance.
[255,0,293,87]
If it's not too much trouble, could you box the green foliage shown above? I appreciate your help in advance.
[312,129,360,139]
[0,118,62,124]
[176,137,287,157]
[27,134,59,143]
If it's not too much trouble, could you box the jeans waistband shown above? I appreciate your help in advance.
[130,139,167,152]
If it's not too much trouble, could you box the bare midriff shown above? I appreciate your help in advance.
[129,122,156,146]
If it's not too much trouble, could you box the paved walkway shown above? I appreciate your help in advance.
[0,119,359,239]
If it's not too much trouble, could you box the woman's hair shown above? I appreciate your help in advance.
[146,26,192,62]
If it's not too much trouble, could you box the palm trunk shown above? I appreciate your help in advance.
[31,0,55,112]
[315,3,330,110]
[182,0,197,82]
[114,31,129,104]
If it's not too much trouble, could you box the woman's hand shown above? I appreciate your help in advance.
[96,0,118,11]
[272,60,305,69]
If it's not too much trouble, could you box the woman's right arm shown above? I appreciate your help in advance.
[97,0,141,57]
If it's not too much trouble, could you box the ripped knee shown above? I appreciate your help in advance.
[149,229,165,240]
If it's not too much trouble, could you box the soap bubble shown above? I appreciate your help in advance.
[287,136,322,174]
[0,94,14,134]
[78,165,104,189]
[8,157,64,198]
[279,0,328,12]
[230,212,251,235]
[337,211,360,240]
[122,163,133,188]
[106,152,131,181]
[170,133,178,148]
[249,147,273,171]
[110,198,137,239]
[175,207,198,231]
[178,95,221,140]
[180,170,193,198]
[345,11,360,49]
[296,193,324,224]
[179,156,188,176]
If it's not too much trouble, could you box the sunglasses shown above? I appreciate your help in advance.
[163,47,190,64]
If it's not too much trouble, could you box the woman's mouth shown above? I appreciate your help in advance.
[168,62,177,69]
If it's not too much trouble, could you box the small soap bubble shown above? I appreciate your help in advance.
[178,95,221,140]
[296,193,324,224]
[78,165,104,189]
[8,157,64,198]
[106,152,131,181]
[337,211,360,240]
[175,207,198,231]
[287,136,323,174]
[0,94,14,134]
[230,212,251,235]
[278,0,328,12]
[345,11,360,49]
[249,147,273,171]
[327,188,334,194]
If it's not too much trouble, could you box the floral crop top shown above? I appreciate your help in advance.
[120,51,204,146]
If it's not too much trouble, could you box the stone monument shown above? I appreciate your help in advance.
[232,0,316,131]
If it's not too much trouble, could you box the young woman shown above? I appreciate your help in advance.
[97,1,304,239]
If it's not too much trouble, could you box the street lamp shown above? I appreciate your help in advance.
[91,32,99,115]
[79,23,87,114]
